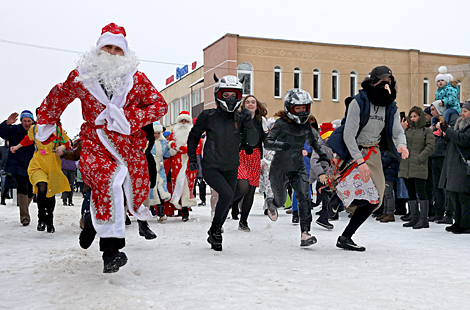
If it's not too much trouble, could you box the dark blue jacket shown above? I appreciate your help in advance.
[327,90,399,161]
[0,121,34,177]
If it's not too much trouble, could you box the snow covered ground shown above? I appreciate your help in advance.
[1,192,469,310]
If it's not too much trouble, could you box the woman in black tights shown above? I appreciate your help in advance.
[231,95,267,231]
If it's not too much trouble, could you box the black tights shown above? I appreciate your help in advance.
[203,168,238,226]
[36,182,56,224]
[342,201,376,238]
[231,179,256,222]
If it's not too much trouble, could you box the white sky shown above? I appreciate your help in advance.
[1,0,469,137]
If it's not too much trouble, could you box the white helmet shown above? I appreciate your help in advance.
[284,88,312,125]
[213,74,243,112]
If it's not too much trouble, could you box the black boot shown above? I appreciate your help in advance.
[403,200,419,227]
[46,197,55,233]
[137,220,157,239]
[207,223,223,251]
[37,222,46,231]
[401,212,412,222]
[181,207,189,222]
[413,200,429,229]
[436,214,453,224]
[1,189,7,205]
[102,248,127,273]
[292,210,299,224]
[79,211,96,249]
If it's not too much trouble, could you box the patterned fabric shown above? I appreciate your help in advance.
[435,83,460,114]
[237,147,261,187]
[37,69,167,224]
[259,149,275,198]
[336,167,380,208]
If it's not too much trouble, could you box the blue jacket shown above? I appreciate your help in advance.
[435,83,460,114]
[0,121,34,177]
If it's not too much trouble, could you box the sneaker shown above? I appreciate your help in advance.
[436,215,453,224]
[327,193,342,218]
[238,221,251,232]
[103,249,128,273]
[329,213,339,221]
[265,198,278,222]
[300,231,317,247]
[68,202,74,206]
[445,223,460,232]
[336,236,365,252]
[198,202,206,206]
[37,222,46,231]
[158,214,168,222]
[316,216,334,230]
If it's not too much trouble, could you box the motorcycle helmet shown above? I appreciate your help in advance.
[213,74,243,112]
[283,88,312,124]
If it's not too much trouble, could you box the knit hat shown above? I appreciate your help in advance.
[424,106,432,116]
[176,111,192,123]
[20,110,34,121]
[435,66,451,85]
[163,131,171,137]
[431,100,446,116]
[463,100,470,112]
[153,121,163,133]
[96,23,128,55]
[319,122,334,139]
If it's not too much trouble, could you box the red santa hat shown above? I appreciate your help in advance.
[176,111,192,123]
[96,23,128,55]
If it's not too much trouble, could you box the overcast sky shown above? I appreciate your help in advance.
[1,0,469,137]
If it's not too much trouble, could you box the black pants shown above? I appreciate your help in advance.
[193,177,206,203]
[270,166,312,232]
[232,179,257,222]
[317,181,332,218]
[61,169,75,203]
[203,168,238,226]
[404,178,428,201]
[448,191,470,228]
[431,157,445,215]
[14,174,33,197]
[342,202,376,238]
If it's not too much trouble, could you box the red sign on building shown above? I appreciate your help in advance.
[166,75,174,85]
[192,61,197,70]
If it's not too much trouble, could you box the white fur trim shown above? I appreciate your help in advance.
[170,155,189,209]
[96,32,128,54]
[153,124,163,132]
[176,114,192,123]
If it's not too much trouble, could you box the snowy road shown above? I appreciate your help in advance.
[1,193,469,310]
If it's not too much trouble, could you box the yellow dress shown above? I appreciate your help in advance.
[27,125,71,198]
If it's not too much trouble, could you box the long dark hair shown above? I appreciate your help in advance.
[241,95,267,122]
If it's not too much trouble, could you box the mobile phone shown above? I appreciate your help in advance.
[400,111,406,121]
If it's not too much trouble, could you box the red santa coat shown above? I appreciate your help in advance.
[37,69,167,237]
[167,129,202,209]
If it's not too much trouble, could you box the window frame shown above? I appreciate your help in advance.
[237,62,254,96]
[313,68,321,101]
[332,69,340,102]
[423,77,429,106]
[294,67,302,89]
[274,66,282,98]
[350,71,358,97]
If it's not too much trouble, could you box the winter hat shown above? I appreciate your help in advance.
[370,66,393,80]
[153,121,163,133]
[96,23,128,55]
[431,100,446,116]
[20,110,34,121]
[462,100,470,112]
[163,131,171,137]
[319,122,334,140]
[435,66,451,85]
[424,106,432,116]
[176,111,192,123]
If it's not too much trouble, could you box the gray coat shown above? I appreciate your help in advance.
[309,137,333,183]
[398,108,435,180]
[439,116,470,193]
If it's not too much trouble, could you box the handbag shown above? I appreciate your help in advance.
[456,145,470,176]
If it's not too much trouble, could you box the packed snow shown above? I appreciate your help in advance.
[1,192,469,310]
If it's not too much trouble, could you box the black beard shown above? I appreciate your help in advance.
[363,82,396,107]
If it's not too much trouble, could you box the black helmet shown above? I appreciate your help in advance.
[213,74,243,112]
[284,88,312,125]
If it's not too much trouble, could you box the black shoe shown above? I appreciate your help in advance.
[37,222,46,231]
[329,213,339,221]
[238,220,250,232]
[430,214,444,222]
[315,210,321,216]
[47,224,55,233]
[445,223,460,232]
[103,249,127,273]
[336,236,365,252]
[292,210,299,224]
[125,214,131,226]
[300,231,317,247]
[400,213,412,222]
[79,211,96,249]
[452,227,470,234]
[265,198,278,221]
[68,202,74,206]
[207,224,223,251]
[182,207,189,222]
[137,220,157,240]
[0,200,5,205]
[264,209,268,216]
[198,202,206,206]
[63,200,67,206]
[436,215,453,224]
[316,216,334,230]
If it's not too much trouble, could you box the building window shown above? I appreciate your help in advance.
[423,77,429,106]
[313,69,321,100]
[350,71,358,97]
[457,80,462,103]
[180,95,189,113]
[274,66,282,98]
[294,67,302,89]
[191,88,201,107]
[237,62,253,95]
[162,110,170,127]
[332,69,339,101]
[171,99,179,124]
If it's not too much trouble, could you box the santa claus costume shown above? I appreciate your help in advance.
[35,23,167,273]
[167,111,202,221]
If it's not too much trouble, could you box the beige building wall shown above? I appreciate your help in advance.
[205,34,469,123]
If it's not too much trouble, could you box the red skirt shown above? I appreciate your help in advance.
[237,147,261,187]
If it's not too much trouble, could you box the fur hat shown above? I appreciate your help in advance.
[96,23,128,55]
[176,111,192,123]
[153,121,163,133]
[435,66,452,85]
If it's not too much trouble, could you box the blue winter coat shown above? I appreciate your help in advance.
[0,121,34,177]
[435,83,460,114]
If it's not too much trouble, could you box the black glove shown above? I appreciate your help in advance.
[245,147,253,155]
[239,107,253,122]
[281,143,291,151]
[316,153,330,164]
[188,162,198,171]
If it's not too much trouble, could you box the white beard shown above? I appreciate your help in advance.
[75,47,140,96]
[172,123,192,148]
